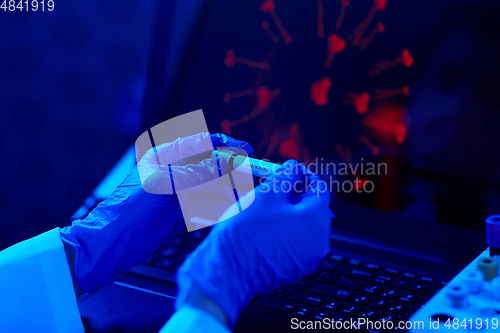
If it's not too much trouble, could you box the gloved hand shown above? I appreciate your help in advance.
[176,160,334,327]
[60,132,254,294]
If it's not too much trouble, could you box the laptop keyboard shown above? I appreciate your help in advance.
[143,228,448,332]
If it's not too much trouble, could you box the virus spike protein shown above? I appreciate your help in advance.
[260,0,292,44]
[369,49,413,77]
[310,76,332,106]
[225,49,271,70]
[325,34,347,67]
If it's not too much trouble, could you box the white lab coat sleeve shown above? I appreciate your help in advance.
[0,228,84,333]
[159,307,231,333]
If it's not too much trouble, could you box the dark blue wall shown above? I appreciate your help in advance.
[1,0,499,250]
[0,0,158,249]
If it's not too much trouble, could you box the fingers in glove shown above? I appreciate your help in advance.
[262,160,331,207]
[211,133,254,157]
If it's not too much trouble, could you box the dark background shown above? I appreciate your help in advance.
[1,0,499,250]
[0,1,157,249]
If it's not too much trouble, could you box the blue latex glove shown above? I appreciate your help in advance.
[176,160,334,327]
[60,132,253,294]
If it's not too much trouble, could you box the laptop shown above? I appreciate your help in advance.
[77,0,499,332]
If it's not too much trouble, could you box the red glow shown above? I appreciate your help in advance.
[403,85,409,96]
[268,134,279,154]
[325,34,347,67]
[223,88,254,104]
[394,124,407,144]
[335,144,352,162]
[360,135,380,156]
[354,92,370,114]
[401,49,414,67]
[374,0,386,11]
[377,22,385,33]
[310,76,331,106]
[337,145,371,189]
[221,119,232,135]
[328,34,347,53]
[257,87,272,109]
[355,93,370,114]
[222,1,411,169]
[350,0,385,47]
[344,92,370,113]
[335,0,350,31]
[220,86,280,134]
[374,85,409,101]
[279,124,301,159]
[225,49,271,70]
[359,22,384,51]
[363,115,407,144]
[256,86,281,109]
[354,177,370,191]
[231,108,264,128]
[260,0,292,44]
[261,21,279,43]
[318,0,324,37]
[260,0,275,12]
[369,49,413,77]
[224,49,235,67]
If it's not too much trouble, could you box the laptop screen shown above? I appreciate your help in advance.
[157,0,500,232]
